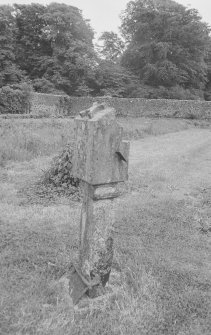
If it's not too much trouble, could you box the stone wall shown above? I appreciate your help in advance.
[31,93,63,116]
[31,93,211,119]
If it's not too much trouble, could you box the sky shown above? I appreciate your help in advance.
[0,0,211,38]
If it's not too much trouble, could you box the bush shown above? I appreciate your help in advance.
[23,143,82,204]
[42,143,80,190]
[32,78,63,94]
[0,83,32,114]
[21,143,81,205]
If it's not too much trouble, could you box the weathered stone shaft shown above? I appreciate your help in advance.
[79,182,117,287]
[71,103,129,301]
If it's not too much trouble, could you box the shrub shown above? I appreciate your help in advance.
[21,143,81,205]
[32,78,63,94]
[42,143,80,190]
[0,82,32,114]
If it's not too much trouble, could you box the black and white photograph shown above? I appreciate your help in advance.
[0,0,210,334]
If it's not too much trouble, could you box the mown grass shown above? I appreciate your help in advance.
[1,188,210,334]
[0,214,77,334]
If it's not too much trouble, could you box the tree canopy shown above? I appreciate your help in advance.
[0,5,23,87]
[0,1,211,99]
[120,0,211,95]
[98,31,125,62]
[13,3,96,95]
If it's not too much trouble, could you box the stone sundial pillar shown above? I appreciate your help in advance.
[70,102,130,304]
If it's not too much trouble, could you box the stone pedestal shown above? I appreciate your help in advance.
[79,183,119,295]
[70,103,130,303]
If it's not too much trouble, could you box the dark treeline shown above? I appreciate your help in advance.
[1,0,211,100]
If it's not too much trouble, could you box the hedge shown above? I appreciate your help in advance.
[0,84,32,114]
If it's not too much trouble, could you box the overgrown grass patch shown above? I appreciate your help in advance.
[0,118,75,166]
[1,117,209,166]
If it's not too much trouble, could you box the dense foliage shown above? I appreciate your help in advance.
[120,0,211,99]
[0,1,211,100]
[98,32,125,62]
[0,83,31,114]
[0,5,23,87]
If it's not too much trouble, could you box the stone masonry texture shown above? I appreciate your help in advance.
[31,92,211,119]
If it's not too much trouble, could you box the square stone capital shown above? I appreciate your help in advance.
[73,103,130,185]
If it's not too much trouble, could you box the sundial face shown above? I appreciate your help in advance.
[73,104,129,185]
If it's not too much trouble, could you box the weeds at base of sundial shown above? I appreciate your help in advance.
[18,143,82,205]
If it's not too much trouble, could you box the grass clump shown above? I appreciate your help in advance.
[19,144,81,205]
[42,143,79,190]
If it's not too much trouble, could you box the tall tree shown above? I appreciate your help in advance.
[14,3,52,79]
[37,3,95,94]
[120,0,210,91]
[204,38,211,100]
[0,5,22,87]
[98,31,125,62]
[81,56,142,97]
[12,3,96,95]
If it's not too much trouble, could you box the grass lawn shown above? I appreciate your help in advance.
[0,117,210,334]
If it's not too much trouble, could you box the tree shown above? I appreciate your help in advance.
[98,31,125,62]
[35,3,96,95]
[0,5,22,87]
[86,60,141,97]
[12,3,96,95]
[120,0,210,92]
[14,3,52,79]
[204,38,211,100]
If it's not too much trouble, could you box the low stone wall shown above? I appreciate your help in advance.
[31,93,64,116]
[31,93,211,119]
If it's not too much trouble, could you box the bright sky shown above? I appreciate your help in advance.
[0,0,211,38]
